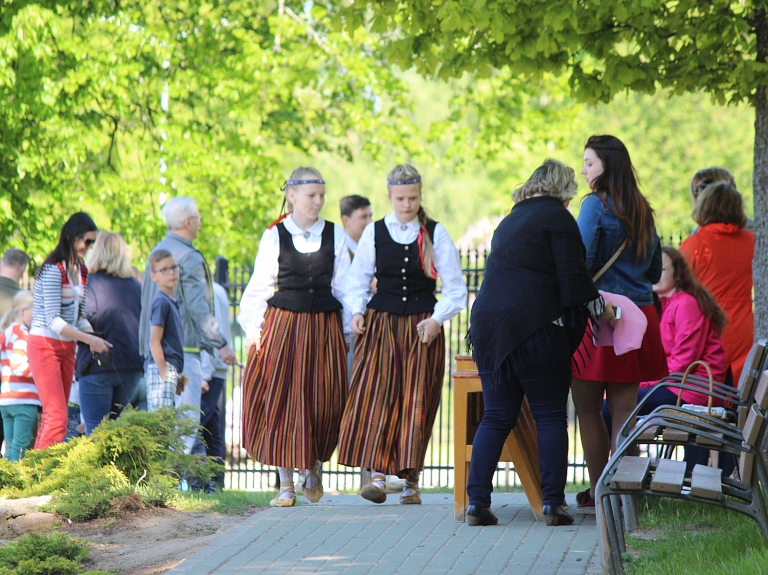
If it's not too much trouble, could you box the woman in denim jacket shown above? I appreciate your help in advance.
[572,135,668,509]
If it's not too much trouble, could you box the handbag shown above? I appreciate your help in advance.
[658,360,730,425]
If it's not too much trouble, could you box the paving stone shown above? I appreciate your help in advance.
[170,494,599,575]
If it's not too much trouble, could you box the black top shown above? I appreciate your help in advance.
[146,291,185,373]
[75,273,144,377]
[469,196,599,373]
[267,221,343,313]
[367,219,438,316]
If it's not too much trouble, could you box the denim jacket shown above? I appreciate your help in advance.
[577,194,661,307]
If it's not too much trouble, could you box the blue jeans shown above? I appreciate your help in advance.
[0,404,38,461]
[192,377,225,460]
[79,370,142,435]
[130,377,148,411]
[468,324,571,508]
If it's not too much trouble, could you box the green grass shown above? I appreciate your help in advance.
[168,490,277,514]
[625,498,768,575]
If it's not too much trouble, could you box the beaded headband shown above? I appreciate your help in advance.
[281,179,326,190]
[387,176,422,185]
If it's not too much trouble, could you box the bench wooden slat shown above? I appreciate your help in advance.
[690,464,723,501]
[738,406,748,430]
[754,370,768,409]
[650,459,686,494]
[609,456,650,491]
[742,404,762,445]
[662,428,689,443]
[696,432,723,447]
[739,449,754,482]
[636,426,659,441]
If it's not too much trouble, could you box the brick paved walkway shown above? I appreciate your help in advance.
[168,494,600,575]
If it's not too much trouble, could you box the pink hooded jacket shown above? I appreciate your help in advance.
[639,291,726,406]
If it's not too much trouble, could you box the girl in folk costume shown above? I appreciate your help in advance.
[338,164,467,504]
[238,167,351,508]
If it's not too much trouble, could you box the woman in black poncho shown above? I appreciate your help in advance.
[466,159,614,527]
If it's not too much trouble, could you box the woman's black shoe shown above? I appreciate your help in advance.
[466,505,498,526]
[542,504,574,526]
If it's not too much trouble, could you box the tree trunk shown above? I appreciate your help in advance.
[753,10,768,338]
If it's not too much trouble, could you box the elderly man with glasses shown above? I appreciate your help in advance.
[139,196,236,454]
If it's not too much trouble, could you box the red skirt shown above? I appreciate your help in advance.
[572,304,668,383]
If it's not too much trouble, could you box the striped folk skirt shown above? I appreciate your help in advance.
[241,307,347,469]
[337,309,445,479]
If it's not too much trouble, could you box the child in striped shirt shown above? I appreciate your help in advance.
[0,291,40,461]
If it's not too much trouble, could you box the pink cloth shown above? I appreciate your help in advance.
[639,291,726,406]
[592,290,648,355]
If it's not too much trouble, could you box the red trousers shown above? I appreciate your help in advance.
[28,335,76,450]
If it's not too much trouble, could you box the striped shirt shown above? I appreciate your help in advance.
[0,323,41,406]
[30,261,92,341]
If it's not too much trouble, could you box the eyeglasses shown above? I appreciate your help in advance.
[84,239,95,247]
[153,265,180,275]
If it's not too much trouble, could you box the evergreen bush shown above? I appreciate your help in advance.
[0,408,220,520]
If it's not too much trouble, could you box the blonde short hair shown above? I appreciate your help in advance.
[85,231,133,279]
[512,159,578,204]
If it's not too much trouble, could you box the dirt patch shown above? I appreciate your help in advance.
[0,497,264,575]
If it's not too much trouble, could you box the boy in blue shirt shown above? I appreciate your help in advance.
[145,249,185,411]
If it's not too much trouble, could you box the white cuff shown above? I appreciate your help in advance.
[49,317,68,335]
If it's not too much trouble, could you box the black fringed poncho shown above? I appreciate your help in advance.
[469,195,599,374]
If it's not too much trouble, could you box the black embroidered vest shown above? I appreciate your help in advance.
[267,221,343,313]
[367,219,438,316]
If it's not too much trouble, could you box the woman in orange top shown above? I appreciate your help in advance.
[679,181,754,384]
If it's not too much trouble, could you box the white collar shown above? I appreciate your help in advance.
[384,211,419,229]
[283,214,325,236]
[345,233,359,252]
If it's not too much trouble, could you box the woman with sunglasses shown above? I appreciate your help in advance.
[28,212,111,449]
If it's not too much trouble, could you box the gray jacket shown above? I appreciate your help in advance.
[139,232,227,357]
[201,282,231,381]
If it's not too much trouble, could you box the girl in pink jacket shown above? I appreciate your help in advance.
[603,246,728,472]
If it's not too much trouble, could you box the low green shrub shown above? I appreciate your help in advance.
[0,533,88,567]
[0,532,110,575]
[0,408,221,521]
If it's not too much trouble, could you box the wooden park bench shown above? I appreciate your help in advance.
[616,340,768,449]
[452,356,544,522]
[595,373,768,574]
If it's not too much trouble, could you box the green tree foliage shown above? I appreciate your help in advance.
[314,74,753,248]
[0,1,422,263]
[339,1,768,334]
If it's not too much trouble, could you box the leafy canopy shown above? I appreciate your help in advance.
[0,1,423,263]
[338,1,768,105]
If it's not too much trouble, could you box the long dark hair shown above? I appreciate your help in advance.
[662,246,728,334]
[41,212,98,273]
[585,135,656,262]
